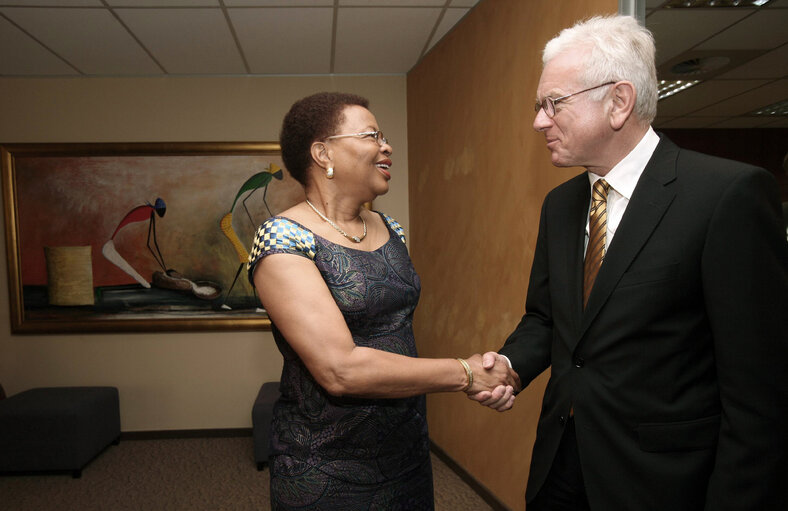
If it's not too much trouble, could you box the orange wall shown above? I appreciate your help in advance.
[407,0,616,509]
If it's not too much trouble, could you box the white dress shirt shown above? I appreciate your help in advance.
[585,127,660,255]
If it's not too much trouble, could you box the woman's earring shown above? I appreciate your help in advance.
[326,166,334,179]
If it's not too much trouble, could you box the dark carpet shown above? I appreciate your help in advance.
[0,436,495,510]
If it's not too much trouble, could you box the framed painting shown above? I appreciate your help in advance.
[1,142,304,333]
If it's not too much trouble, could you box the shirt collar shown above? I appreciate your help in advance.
[587,126,660,200]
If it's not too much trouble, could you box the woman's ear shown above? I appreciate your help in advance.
[609,81,637,130]
[310,141,331,170]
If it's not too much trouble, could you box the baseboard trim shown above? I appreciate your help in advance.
[121,428,252,441]
[430,441,511,511]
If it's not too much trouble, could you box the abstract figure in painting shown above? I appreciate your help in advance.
[219,163,284,309]
[101,197,167,288]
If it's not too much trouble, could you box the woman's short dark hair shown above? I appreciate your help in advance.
[280,92,370,186]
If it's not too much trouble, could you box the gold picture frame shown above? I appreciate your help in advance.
[2,142,304,334]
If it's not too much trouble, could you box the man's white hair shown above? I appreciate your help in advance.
[543,15,658,124]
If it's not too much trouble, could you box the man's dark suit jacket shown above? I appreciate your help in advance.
[500,136,788,510]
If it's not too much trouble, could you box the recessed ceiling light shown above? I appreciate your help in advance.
[670,56,730,76]
[749,99,788,116]
[658,79,702,100]
[665,0,771,7]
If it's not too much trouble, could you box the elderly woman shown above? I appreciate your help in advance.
[248,92,518,510]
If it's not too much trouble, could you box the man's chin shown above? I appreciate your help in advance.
[550,154,573,168]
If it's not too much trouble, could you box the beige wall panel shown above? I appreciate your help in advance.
[0,75,408,432]
[407,0,616,509]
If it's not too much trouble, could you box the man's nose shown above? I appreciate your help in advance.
[533,106,552,132]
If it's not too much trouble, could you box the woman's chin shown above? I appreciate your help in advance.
[375,184,390,197]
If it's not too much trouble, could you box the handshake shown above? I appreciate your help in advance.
[460,352,521,412]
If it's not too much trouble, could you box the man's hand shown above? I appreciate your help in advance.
[464,352,521,412]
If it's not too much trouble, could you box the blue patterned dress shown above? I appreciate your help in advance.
[247,212,433,510]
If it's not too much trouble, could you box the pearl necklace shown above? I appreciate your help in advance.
[305,199,367,243]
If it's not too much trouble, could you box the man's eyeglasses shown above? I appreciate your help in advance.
[326,130,388,146]
[534,81,616,118]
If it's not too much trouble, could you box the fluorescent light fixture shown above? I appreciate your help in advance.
[749,99,788,116]
[658,79,702,100]
[665,0,771,7]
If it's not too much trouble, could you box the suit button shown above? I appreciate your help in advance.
[574,357,585,368]
[559,416,566,426]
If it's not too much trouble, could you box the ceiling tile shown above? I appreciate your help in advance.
[656,117,726,129]
[115,8,245,74]
[0,0,101,5]
[691,78,788,116]
[718,44,788,79]
[697,10,788,50]
[105,0,219,5]
[646,9,752,65]
[335,7,441,73]
[0,7,161,75]
[0,15,77,75]
[338,0,444,5]
[707,116,782,128]
[652,116,677,126]
[657,79,768,116]
[764,0,788,7]
[657,49,764,81]
[229,7,333,74]
[225,0,332,5]
[425,7,468,53]
[450,0,479,6]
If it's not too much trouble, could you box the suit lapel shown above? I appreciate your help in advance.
[579,137,679,337]
[552,175,592,349]
[565,178,590,326]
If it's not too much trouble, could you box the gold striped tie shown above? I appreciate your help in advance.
[583,179,610,307]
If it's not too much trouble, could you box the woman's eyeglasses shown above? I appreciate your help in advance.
[326,130,388,146]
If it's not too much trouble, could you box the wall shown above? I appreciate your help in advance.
[659,128,788,199]
[0,75,408,432]
[407,0,615,509]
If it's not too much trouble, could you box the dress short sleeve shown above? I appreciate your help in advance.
[247,216,316,285]
[380,212,406,244]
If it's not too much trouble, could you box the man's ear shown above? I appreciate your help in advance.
[310,141,331,170]
[609,81,637,130]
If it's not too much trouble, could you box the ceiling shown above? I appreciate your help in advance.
[0,0,480,76]
[0,0,786,129]
[647,0,788,128]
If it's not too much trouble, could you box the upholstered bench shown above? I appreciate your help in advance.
[0,386,120,478]
[252,382,280,470]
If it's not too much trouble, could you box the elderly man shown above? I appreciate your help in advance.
[473,15,787,511]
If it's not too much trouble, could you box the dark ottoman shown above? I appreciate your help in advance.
[252,382,280,470]
[0,386,120,478]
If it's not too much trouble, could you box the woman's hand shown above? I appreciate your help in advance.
[464,352,521,412]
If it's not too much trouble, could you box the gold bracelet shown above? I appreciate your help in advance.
[456,358,473,392]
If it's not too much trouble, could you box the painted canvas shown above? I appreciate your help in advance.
[2,142,304,333]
